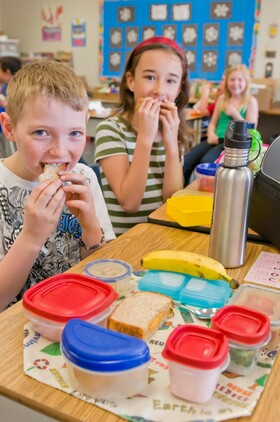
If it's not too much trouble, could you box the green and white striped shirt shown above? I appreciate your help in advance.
[95,116,165,236]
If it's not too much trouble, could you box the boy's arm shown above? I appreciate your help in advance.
[0,231,43,311]
[0,179,65,311]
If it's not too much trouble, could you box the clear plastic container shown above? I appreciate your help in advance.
[61,319,150,400]
[23,274,118,342]
[211,305,271,375]
[229,284,280,349]
[162,325,229,403]
[195,163,220,192]
[84,259,132,296]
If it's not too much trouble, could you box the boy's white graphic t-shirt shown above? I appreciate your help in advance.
[0,161,115,307]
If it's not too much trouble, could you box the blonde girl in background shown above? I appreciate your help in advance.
[183,64,258,186]
[95,37,190,236]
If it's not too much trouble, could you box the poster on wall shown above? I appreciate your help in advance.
[41,5,63,41]
[99,0,260,81]
[72,18,87,47]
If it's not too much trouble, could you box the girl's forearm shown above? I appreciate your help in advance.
[0,231,42,311]
[162,150,183,200]
[117,140,152,212]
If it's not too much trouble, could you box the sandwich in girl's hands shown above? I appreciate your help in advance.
[38,163,66,182]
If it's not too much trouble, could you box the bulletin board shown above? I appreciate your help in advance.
[99,0,261,81]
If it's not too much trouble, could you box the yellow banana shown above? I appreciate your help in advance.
[141,250,238,289]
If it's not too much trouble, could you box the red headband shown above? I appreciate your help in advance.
[131,36,186,60]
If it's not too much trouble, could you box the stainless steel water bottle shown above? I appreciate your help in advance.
[209,120,254,268]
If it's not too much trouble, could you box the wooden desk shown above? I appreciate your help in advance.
[148,186,268,244]
[0,223,279,422]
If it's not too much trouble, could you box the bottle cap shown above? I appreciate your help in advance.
[224,121,252,149]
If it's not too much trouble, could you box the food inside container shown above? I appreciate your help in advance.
[229,284,280,349]
[84,259,132,295]
[61,319,150,400]
[162,325,229,403]
[23,273,118,342]
[211,305,271,375]
[195,163,220,193]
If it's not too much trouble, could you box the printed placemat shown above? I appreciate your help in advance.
[23,279,279,422]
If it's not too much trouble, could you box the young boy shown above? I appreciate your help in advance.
[0,60,115,310]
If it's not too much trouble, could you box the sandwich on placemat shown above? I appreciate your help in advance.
[38,164,65,182]
[107,291,174,340]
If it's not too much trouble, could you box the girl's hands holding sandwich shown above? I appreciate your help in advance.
[159,100,180,152]
[134,97,161,147]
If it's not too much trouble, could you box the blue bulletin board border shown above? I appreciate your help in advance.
[99,0,261,81]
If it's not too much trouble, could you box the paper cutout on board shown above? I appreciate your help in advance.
[172,4,192,21]
[210,2,232,19]
[126,27,139,47]
[163,25,177,40]
[110,28,122,48]
[143,26,156,40]
[150,4,168,21]
[202,50,218,72]
[118,6,135,22]
[182,24,198,46]
[109,52,121,72]
[204,23,220,46]
[226,50,243,67]
[227,22,245,46]
[186,50,196,71]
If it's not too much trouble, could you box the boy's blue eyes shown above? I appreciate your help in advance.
[33,130,82,137]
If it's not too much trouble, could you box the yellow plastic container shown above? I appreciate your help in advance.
[166,195,213,227]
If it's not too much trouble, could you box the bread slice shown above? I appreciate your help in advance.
[107,292,174,340]
[38,164,65,182]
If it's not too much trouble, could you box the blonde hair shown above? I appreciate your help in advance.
[221,64,251,110]
[7,60,88,125]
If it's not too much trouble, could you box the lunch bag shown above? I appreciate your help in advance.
[249,136,280,249]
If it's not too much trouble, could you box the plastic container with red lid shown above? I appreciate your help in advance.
[162,325,229,402]
[23,273,118,342]
[211,305,271,375]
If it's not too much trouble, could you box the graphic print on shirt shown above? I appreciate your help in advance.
[0,184,82,306]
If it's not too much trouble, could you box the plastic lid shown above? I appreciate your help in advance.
[138,270,187,300]
[195,163,220,176]
[162,325,229,369]
[84,259,131,282]
[179,276,232,308]
[61,319,150,371]
[230,284,280,327]
[211,305,271,346]
[23,273,118,323]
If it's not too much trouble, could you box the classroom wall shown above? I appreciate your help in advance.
[0,0,280,87]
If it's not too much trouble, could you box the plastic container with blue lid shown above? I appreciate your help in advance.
[138,270,187,300]
[180,276,232,308]
[138,270,232,307]
[195,163,220,192]
[61,319,151,399]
